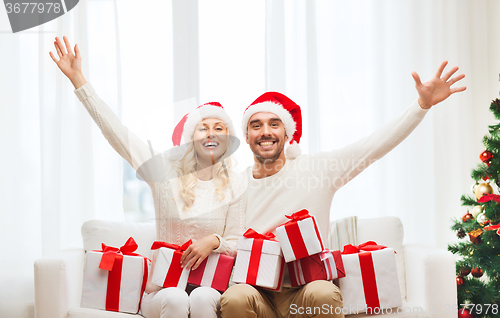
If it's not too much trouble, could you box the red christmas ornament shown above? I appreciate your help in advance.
[480,150,493,164]
[462,212,473,222]
[456,276,464,286]
[471,267,483,278]
[458,308,474,318]
[460,267,471,276]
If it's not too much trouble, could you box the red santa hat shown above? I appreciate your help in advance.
[241,92,302,159]
[172,102,236,146]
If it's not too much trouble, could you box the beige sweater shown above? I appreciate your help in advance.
[74,83,246,292]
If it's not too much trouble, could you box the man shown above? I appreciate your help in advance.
[221,61,466,318]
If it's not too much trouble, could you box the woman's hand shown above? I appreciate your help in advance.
[49,36,87,89]
[180,235,220,270]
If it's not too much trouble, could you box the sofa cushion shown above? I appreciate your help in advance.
[81,220,156,258]
[357,216,406,301]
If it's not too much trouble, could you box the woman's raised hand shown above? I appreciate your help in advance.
[49,36,87,89]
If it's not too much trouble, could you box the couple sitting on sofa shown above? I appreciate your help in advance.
[50,35,466,318]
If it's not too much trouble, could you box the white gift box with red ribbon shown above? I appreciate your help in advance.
[81,237,149,314]
[151,240,192,289]
[276,209,325,263]
[337,242,402,314]
[288,249,345,287]
[188,252,235,292]
[232,229,285,290]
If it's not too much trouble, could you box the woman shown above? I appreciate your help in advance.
[50,36,245,318]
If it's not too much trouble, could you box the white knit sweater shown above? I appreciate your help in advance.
[244,99,428,286]
[74,83,246,291]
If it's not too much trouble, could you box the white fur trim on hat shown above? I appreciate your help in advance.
[182,105,236,144]
[241,101,296,140]
[285,141,301,159]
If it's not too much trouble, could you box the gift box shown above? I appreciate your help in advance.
[81,237,149,314]
[276,209,324,262]
[288,249,345,287]
[233,229,284,289]
[188,252,235,292]
[151,240,192,289]
[337,241,402,314]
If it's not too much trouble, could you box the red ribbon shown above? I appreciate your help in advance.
[243,228,277,241]
[151,239,193,252]
[151,240,193,288]
[341,241,387,254]
[285,209,311,222]
[247,238,263,285]
[106,255,123,311]
[359,252,381,310]
[484,223,500,236]
[242,229,276,285]
[93,237,150,313]
[282,210,324,260]
[95,237,142,271]
[341,242,387,310]
[478,193,500,203]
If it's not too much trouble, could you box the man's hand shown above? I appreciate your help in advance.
[179,235,220,270]
[49,36,87,89]
[412,61,466,109]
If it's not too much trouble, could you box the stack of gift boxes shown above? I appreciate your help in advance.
[80,210,402,315]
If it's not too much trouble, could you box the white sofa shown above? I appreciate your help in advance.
[34,217,456,318]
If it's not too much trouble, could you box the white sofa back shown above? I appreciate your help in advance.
[82,220,156,258]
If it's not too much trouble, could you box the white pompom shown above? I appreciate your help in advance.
[285,141,301,159]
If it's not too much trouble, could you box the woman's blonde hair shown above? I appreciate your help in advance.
[172,131,234,210]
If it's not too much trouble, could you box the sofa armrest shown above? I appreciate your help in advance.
[34,248,85,318]
[403,244,457,318]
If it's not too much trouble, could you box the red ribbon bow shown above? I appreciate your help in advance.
[151,239,193,252]
[319,249,332,262]
[341,241,388,255]
[285,209,311,222]
[92,237,150,312]
[94,237,144,271]
[243,228,277,241]
[478,193,500,203]
[484,223,500,236]
[242,228,279,286]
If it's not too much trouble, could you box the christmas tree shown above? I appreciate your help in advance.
[448,93,500,318]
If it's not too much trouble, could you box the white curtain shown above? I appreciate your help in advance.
[263,0,500,249]
[1,1,500,317]
[0,1,125,316]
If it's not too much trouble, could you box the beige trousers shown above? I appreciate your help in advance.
[220,280,344,318]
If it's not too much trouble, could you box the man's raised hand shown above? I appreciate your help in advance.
[412,61,466,110]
